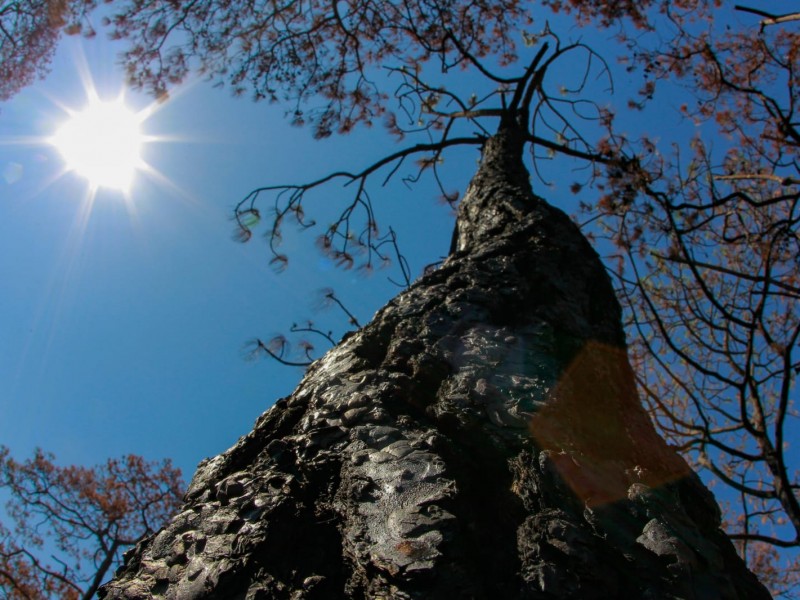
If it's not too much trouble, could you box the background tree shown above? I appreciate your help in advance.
[0,0,97,101]
[0,446,184,600]
[576,3,800,595]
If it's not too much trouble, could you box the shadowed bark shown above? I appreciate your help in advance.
[100,123,770,599]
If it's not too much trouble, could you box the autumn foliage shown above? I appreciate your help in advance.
[0,0,98,101]
[580,5,800,595]
[0,447,183,600]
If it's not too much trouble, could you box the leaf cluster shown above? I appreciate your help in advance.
[0,447,183,600]
[0,0,98,100]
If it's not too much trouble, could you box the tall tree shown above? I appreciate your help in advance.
[101,101,767,600]
[0,447,184,600]
[88,3,769,591]
[183,1,796,589]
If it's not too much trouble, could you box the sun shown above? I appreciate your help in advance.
[51,95,147,192]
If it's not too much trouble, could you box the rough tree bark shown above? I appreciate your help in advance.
[100,123,770,599]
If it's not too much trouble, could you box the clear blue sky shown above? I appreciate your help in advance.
[0,19,705,482]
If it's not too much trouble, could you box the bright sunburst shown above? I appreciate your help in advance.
[51,95,147,192]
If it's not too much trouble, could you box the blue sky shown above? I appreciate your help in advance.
[0,16,701,482]
[0,34,466,479]
[0,13,727,482]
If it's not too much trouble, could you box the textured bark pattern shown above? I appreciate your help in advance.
[101,127,770,599]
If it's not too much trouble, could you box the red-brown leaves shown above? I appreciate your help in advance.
[103,0,536,134]
[0,0,98,101]
[542,0,654,29]
[0,447,183,599]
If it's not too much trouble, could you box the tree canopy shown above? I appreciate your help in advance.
[0,447,184,600]
[0,0,96,100]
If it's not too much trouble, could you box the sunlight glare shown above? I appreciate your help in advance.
[51,96,145,192]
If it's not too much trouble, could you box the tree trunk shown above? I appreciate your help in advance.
[101,125,770,599]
